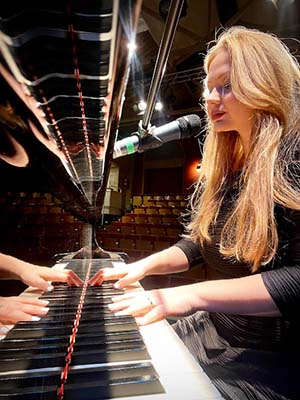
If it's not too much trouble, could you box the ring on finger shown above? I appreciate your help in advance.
[147,295,154,309]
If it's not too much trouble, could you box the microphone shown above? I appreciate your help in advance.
[113,114,202,159]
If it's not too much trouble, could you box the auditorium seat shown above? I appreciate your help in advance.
[132,195,142,206]
[166,227,182,237]
[162,216,177,224]
[144,200,156,206]
[158,208,171,215]
[147,216,162,224]
[103,224,121,234]
[121,215,133,223]
[119,238,136,251]
[150,226,166,236]
[120,225,135,235]
[134,216,148,224]
[143,195,154,204]
[99,237,120,250]
[145,207,159,215]
[135,225,151,235]
[136,239,153,252]
[134,207,145,214]
[153,240,171,251]
[171,208,183,215]
[155,200,169,207]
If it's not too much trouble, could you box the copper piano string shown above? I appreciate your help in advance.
[66,3,94,183]
[57,260,93,400]
[32,76,82,186]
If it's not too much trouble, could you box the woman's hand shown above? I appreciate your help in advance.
[19,264,84,291]
[108,285,198,326]
[88,247,190,289]
[0,253,84,291]
[0,296,49,328]
[88,260,147,288]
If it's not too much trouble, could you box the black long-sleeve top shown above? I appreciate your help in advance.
[174,188,300,350]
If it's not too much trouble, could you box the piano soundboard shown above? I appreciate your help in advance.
[0,258,223,400]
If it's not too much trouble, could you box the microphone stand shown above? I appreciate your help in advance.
[139,0,185,136]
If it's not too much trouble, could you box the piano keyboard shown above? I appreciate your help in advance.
[0,258,223,400]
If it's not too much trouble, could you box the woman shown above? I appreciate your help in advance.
[89,26,300,399]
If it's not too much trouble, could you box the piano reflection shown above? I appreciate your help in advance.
[0,1,222,399]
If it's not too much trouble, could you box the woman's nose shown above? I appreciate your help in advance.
[206,87,221,103]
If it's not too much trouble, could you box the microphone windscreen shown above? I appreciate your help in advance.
[177,114,202,138]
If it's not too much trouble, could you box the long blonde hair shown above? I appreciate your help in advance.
[187,26,300,272]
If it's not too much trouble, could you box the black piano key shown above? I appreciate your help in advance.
[16,310,106,323]
[0,343,151,373]
[0,330,143,355]
[71,345,150,365]
[0,388,58,400]
[0,352,66,372]
[39,297,112,306]
[0,334,146,358]
[4,325,73,339]
[6,319,139,340]
[0,369,61,391]
[16,314,135,327]
[0,361,156,391]
[0,362,165,400]
[63,376,165,400]
[22,307,115,322]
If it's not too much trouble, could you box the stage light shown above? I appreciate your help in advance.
[155,101,163,111]
[127,40,137,58]
[137,100,147,112]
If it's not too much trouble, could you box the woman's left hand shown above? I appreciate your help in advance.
[108,285,198,326]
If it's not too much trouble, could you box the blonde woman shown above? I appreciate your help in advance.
[90,26,300,399]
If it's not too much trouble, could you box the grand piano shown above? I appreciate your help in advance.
[0,1,222,399]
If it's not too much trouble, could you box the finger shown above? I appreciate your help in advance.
[114,271,142,289]
[115,301,151,317]
[101,266,129,281]
[24,275,52,292]
[2,305,49,324]
[21,303,49,316]
[88,270,104,286]
[109,294,152,316]
[43,269,83,287]
[18,297,49,307]
[4,310,40,323]
[65,270,84,286]
[107,298,135,313]
[115,278,136,290]
[110,291,137,303]
[0,324,10,335]
[136,306,164,326]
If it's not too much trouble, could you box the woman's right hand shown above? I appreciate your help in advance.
[88,246,189,289]
[0,296,49,329]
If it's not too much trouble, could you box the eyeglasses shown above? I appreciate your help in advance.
[203,81,232,99]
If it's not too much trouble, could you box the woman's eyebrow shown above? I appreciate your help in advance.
[207,72,230,85]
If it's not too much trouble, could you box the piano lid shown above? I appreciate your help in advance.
[0,0,142,222]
